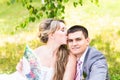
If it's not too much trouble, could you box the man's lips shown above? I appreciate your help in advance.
[72,47,80,50]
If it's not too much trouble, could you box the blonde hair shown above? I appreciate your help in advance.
[53,45,69,80]
[38,19,69,80]
[39,19,64,43]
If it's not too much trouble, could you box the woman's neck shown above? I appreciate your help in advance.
[46,41,60,56]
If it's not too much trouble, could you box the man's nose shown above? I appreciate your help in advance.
[72,40,77,45]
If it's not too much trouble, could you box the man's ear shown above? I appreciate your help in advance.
[86,37,90,45]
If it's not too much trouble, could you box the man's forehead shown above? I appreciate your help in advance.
[68,31,83,36]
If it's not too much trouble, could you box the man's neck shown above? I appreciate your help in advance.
[76,47,89,61]
[76,54,83,61]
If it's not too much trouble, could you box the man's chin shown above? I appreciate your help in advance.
[71,51,78,55]
[71,50,80,54]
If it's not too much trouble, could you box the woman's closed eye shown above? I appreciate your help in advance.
[61,29,65,32]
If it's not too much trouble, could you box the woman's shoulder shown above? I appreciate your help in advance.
[33,45,45,55]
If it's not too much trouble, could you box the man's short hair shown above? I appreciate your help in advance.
[67,25,88,38]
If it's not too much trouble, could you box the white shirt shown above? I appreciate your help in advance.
[77,47,88,78]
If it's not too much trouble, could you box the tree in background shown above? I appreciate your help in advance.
[7,0,99,29]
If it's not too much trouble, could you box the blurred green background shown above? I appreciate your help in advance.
[0,0,120,79]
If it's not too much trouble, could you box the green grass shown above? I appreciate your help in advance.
[0,39,43,73]
[0,0,120,79]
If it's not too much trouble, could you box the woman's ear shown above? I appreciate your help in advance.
[49,33,54,39]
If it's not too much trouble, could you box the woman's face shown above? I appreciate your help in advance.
[53,22,67,45]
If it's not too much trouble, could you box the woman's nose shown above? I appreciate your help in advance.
[65,30,67,35]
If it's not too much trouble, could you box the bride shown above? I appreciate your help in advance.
[0,19,76,80]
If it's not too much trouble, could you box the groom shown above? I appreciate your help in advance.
[67,25,109,80]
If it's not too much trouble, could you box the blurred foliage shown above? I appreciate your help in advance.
[1,0,120,80]
[0,39,43,73]
[90,31,120,80]
[7,0,99,29]
[0,43,25,73]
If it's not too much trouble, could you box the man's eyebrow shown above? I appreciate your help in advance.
[76,37,81,39]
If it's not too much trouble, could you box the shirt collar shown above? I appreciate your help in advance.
[78,47,88,63]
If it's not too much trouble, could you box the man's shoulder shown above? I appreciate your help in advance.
[83,46,109,80]
[88,46,103,56]
[83,46,107,72]
[85,46,105,61]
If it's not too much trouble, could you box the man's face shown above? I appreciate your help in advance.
[67,31,90,58]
